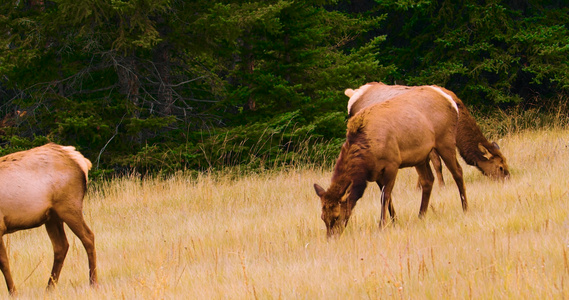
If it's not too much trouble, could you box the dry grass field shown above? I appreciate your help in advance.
[4,128,569,299]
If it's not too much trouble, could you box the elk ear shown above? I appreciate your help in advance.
[492,141,500,150]
[478,143,493,160]
[314,184,326,197]
[340,181,353,203]
[344,88,355,98]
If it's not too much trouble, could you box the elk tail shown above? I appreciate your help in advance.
[62,146,93,183]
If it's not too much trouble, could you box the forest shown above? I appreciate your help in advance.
[0,0,567,176]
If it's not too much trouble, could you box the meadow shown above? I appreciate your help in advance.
[4,127,569,299]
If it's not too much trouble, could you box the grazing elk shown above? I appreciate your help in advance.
[345,82,510,183]
[0,143,97,295]
[314,86,468,237]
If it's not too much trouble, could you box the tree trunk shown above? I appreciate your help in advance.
[117,55,140,115]
[154,43,174,116]
[116,55,142,144]
[242,37,256,111]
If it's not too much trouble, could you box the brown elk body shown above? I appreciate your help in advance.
[314,86,468,237]
[345,82,510,182]
[0,143,97,295]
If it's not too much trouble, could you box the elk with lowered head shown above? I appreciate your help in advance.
[314,86,468,237]
[345,82,510,183]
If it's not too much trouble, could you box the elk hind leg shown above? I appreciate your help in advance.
[416,150,444,189]
[429,150,445,187]
[415,161,435,218]
[45,217,69,289]
[59,210,97,286]
[436,146,468,211]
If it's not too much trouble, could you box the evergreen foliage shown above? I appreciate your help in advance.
[0,0,567,175]
[372,0,569,106]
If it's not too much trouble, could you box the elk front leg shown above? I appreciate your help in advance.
[0,224,15,295]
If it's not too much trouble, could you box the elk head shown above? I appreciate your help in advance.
[314,181,354,238]
[477,142,510,179]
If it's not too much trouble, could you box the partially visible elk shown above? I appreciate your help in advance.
[0,111,26,138]
[345,82,510,183]
[314,86,467,237]
[0,143,97,295]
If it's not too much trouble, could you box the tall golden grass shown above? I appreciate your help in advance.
[4,128,569,299]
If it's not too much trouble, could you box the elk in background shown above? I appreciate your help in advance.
[0,111,26,139]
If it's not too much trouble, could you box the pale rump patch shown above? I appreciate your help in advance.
[427,86,459,113]
[61,146,92,182]
[346,83,376,115]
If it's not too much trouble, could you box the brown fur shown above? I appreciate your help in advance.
[454,104,509,177]
[315,87,468,237]
[0,143,97,295]
[346,82,413,118]
[346,83,510,181]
